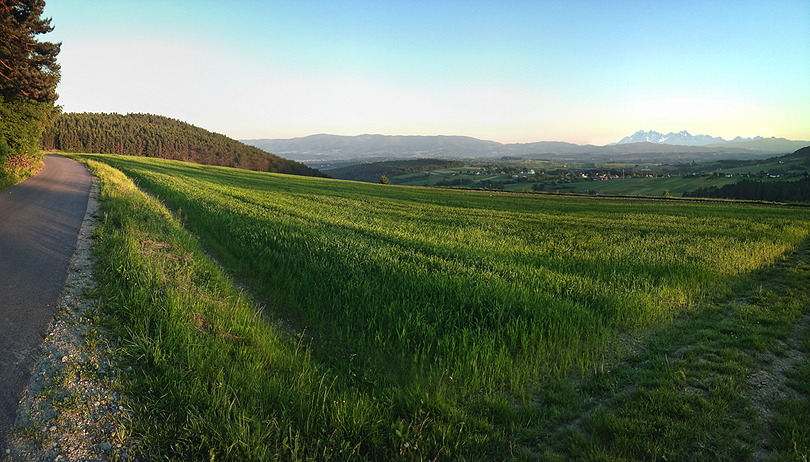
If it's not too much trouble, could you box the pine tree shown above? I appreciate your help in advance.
[0,0,60,187]
[0,0,61,103]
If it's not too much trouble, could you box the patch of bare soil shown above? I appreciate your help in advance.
[3,179,139,462]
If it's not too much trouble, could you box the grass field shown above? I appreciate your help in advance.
[69,153,810,460]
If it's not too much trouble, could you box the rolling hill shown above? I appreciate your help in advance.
[326,158,465,182]
[705,137,810,153]
[42,113,326,177]
[243,134,505,161]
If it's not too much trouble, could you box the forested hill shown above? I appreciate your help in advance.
[41,113,326,177]
[683,146,810,203]
[327,158,465,183]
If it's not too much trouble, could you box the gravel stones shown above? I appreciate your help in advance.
[3,179,140,461]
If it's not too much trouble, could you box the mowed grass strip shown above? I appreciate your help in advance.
[73,154,810,460]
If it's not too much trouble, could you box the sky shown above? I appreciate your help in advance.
[42,0,810,146]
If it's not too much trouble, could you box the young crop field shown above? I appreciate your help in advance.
[69,153,810,460]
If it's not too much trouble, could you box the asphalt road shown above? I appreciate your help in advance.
[0,156,92,447]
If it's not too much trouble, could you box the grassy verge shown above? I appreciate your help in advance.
[75,154,810,460]
[0,153,43,189]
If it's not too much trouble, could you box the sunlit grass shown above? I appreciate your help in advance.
[72,154,810,460]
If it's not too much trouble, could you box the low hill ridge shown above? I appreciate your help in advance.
[242,133,809,163]
[42,113,325,177]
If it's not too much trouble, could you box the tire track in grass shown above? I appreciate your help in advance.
[750,313,809,460]
[520,241,810,461]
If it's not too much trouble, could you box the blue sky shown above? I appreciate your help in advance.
[43,0,810,145]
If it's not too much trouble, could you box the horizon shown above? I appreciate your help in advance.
[238,130,799,147]
[43,1,810,146]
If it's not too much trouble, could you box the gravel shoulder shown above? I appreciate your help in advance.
[3,178,139,462]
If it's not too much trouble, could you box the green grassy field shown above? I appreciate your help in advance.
[68,153,810,460]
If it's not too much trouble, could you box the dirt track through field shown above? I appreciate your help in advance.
[0,156,92,447]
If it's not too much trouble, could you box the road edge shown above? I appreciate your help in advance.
[3,174,139,461]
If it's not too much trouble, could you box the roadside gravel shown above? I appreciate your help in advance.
[3,179,139,462]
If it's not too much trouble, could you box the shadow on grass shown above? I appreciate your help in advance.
[507,237,810,461]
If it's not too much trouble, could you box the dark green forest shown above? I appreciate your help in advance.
[327,158,464,182]
[42,112,326,177]
[683,147,810,202]
[0,0,61,187]
[683,175,810,203]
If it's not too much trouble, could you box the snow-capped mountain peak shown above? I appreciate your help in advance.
[613,130,761,146]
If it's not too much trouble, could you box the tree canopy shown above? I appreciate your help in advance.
[0,0,61,187]
[0,0,61,103]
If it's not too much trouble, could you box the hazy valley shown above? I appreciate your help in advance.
[242,131,809,164]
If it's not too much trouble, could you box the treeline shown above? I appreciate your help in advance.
[683,147,810,203]
[327,158,464,183]
[683,175,810,202]
[42,112,326,177]
[0,0,61,187]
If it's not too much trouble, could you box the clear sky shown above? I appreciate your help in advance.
[42,0,810,145]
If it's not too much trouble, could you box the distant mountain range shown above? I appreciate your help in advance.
[242,133,809,165]
[613,130,763,146]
